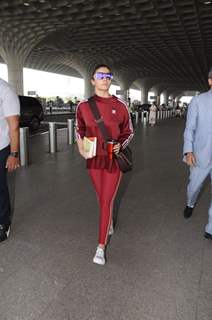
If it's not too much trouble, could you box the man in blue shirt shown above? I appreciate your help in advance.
[183,67,212,239]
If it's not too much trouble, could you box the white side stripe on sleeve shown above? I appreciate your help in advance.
[75,100,87,139]
[117,98,134,148]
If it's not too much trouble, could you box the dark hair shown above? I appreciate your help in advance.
[91,64,112,78]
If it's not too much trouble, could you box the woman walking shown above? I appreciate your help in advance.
[149,101,157,126]
[76,64,134,265]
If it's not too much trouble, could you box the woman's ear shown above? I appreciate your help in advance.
[91,78,95,86]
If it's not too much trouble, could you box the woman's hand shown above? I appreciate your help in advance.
[79,149,88,159]
[81,151,92,159]
[113,143,121,155]
[76,136,95,159]
[77,136,86,158]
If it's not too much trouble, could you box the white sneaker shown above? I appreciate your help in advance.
[108,223,114,236]
[93,247,105,265]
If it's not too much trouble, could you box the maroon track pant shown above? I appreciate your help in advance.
[88,168,122,245]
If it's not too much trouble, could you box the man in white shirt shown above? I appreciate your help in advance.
[0,78,20,242]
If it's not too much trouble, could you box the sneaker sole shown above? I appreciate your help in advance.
[6,226,11,238]
[0,226,11,242]
[204,232,212,239]
[93,257,105,265]
[108,226,114,236]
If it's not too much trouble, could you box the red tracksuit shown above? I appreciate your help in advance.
[76,94,134,245]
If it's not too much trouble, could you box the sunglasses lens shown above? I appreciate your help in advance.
[106,75,113,80]
[95,73,103,80]
[95,72,113,80]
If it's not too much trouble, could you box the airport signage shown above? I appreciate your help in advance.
[28,91,36,96]
[116,90,124,95]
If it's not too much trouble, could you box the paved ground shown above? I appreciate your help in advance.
[2,117,212,320]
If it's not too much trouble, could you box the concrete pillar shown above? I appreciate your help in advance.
[0,52,24,95]
[120,86,128,102]
[141,86,149,104]
[152,87,161,106]
[84,75,94,99]
[108,72,132,103]
[117,78,131,102]
[175,95,182,104]
[162,91,169,105]
[7,60,24,95]
[58,54,93,99]
[156,95,160,106]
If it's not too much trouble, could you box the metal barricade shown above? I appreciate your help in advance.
[19,127,30,166]
[143,111,148,125]
[49,122,57,153]
[135,111,139,125]
[67,119,75,145]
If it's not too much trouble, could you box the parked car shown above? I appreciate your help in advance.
[134,103,151,112]
[140,103,151,111]
[19,96,44,131]
[134,103,151,118]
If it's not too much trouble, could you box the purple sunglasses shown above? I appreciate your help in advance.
[94,72,113,80]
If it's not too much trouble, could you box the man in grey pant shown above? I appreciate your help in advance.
[183,67,212,239]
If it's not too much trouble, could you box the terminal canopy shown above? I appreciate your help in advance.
[0,0,211,92]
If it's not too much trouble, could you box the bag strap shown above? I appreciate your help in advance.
[87,96,111,142]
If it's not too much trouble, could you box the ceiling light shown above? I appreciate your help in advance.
[203,1,212,4]
[23,2,30,5]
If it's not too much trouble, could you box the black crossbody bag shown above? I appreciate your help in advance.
[88,97,133,173]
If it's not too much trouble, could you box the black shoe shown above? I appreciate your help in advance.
[183,206,193,219]
[0,224,11,242]
[204,232,212,240]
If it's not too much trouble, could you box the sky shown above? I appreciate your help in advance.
[0,63,192,103]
